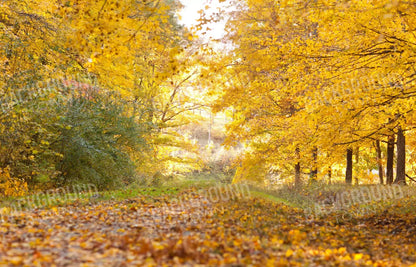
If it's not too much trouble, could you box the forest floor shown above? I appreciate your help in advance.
[0,181,415,266]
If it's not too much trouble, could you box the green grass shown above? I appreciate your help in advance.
[0,174,224,211]
[249,182,416,220]
[3,174,415,221]
[249,190,303,208]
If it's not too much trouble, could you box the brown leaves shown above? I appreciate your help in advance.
[0,189,415,266]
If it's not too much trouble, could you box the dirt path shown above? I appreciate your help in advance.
[0,190,415,266]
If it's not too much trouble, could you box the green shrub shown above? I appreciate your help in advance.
[53,88,151,190]
[0,78,154,191]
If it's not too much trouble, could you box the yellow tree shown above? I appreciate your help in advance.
[0,0,203,188]
[206,0,416,185]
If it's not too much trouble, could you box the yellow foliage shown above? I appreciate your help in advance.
[203,0,416,184]
[0,167,28,197]
[0,0,202,183]
[233,154,268,184]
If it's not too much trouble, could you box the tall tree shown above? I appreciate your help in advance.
[0,0,202,187]
[295,147,301,188]
[375,140,384,184]
[386,134,395,185]
[346,149,353,185]
[394,127,406,185]
[205,0,416,185]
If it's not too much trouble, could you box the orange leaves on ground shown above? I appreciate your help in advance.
[0,189,415,265]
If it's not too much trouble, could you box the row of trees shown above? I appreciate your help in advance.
[203,0,416,186]
[0,0,204,192]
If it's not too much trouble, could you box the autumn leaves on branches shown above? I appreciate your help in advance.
[204,0,416,186]
[0,0,202,191]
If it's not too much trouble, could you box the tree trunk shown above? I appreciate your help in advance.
[346,148,353,184]
[375,140,384,184]
[295,147,301,188]
[386,134,395,185]
[310,147,318,181]
[394,127,406,185]
[328,166,332,185]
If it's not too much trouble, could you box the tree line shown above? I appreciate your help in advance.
[202,0,416,186]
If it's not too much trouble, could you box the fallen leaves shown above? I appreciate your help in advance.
[0,188,414,266]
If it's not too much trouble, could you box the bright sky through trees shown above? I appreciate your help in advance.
[178,0,204,27]
[179,0,227,39]
[1,1,416,266]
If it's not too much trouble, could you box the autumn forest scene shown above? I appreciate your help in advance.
[0,0,416,266]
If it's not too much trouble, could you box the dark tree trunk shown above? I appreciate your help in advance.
[328,166,332,185]
[295,162,301,187]
[394,127,406,185]
[386,134,395,185]
[310,147,318,181]
[295,148,301,188]
[346,148,353,184]
[375,140,384,185]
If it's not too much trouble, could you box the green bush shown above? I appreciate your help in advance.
[0,78,154,191]
[0,81,64,188]
[53,88,151,190]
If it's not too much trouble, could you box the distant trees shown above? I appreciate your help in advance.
[205,0,416,185]
[0,0,201,191]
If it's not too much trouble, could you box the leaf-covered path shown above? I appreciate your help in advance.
[0,189,415,266]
